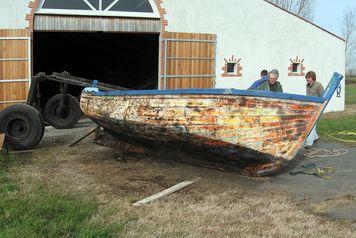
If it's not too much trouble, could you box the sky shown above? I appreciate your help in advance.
[313,0,356,71]
[313,0,356,37]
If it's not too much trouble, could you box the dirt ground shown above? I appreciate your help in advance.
[9,119,356,237]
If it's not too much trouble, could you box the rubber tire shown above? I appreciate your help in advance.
[36,109,46,143]
[44,94,81,129]
[0,104,44,150]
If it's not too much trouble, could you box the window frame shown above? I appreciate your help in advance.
[36,0,160,19]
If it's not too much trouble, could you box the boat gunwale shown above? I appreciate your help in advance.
[85,72,343,104]
[89,88,325,103]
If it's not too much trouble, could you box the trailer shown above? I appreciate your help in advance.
[0,72,128,150]
[28,71,129,129]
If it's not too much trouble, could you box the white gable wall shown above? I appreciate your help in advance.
[0,0,31,29]
[162,0,345,112]
[0,0,346,112]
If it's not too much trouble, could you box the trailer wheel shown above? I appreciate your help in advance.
[0,104,44,150]
[36,109,46,142]
[44,94,81,129]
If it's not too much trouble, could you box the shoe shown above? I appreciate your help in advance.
[304,145,312,149]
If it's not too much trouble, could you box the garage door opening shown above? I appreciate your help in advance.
[33,31,159,98]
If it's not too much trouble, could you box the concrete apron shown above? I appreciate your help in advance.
[264,141,356,220]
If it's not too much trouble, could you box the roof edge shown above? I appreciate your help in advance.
[263,0,345,42]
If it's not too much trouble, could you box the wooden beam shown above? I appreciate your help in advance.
[0,134,4,150]
[132,177,201,206]
[68,126,100,147]
[0,134,9,160]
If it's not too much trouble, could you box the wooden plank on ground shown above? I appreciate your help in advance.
[132,177,201,206]
[0,134,4,150]
[68,126,100,147]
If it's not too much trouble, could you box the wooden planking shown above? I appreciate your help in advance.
[0,61,29,80]
[166,61,213,75]
[164,77,214,89]
[163,32,216,89]
[166,41,215,58]
[0,30,30,111]
[0,39,28,59]
[81,93,322,163]
[0,82,28,101]
[0,29,30,37]
[34,15,161,33]
[166,32,216,41]
[166,78,213,89]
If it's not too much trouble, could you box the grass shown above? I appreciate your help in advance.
[318,115,356,141]
[317,77,356,141]
[0,159,124,238]
[1,139,355,237]
[345,84,356,105]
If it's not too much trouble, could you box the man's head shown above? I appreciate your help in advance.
[305,71,316,85]
[260,69,268,78]
[268,69,279,85]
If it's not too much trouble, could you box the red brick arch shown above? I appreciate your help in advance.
[26,0,167,34]
[26,0,40,30]
[154,0,168,37]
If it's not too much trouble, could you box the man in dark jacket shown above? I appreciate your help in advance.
[256,69,283,92]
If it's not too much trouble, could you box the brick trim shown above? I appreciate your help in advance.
[154,0,168,38]
[155,0,168,88]
[221,55,242,77]
[288,56,305,77]
[26,0,40,30]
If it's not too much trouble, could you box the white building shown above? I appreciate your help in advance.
[0,0,345,111]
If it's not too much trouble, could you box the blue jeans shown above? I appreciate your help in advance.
[305,124,319,147]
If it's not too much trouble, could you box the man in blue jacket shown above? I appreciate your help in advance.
[249,70,268,89]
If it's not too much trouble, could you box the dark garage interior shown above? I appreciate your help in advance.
[33,31,159,103]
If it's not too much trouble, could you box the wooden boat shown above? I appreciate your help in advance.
[80,72,343,176]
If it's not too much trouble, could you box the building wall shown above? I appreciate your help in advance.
[0,0,31,29]
[162,0,346,112]
[0,0,346,112]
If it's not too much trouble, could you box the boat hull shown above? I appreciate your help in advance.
[80,93,324,176]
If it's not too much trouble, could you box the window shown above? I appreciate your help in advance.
[292,63,301,73]
[43,0,92,10]
[109,0,153,12]
[38,0,159,18]
[87,0,99,10]
[227,63,236,73]
[288,57,305,76]
[221,55,242,77]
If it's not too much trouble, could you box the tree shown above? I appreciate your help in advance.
[342,6,356,72]
[266,0,314,21]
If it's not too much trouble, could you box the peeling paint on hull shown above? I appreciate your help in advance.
[80,93,326,176]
